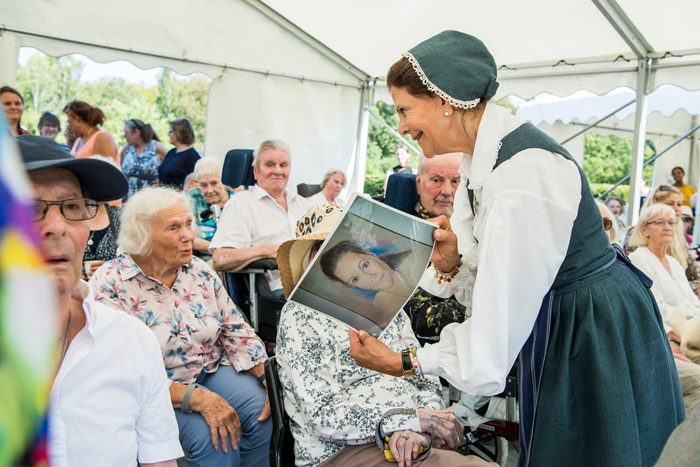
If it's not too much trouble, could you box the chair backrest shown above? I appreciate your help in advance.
[297,183,322,198]
[265,356,295,467]
[222,149,256,189]
[384,173,418,215]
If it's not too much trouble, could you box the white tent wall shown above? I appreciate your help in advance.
[205,69,362,192]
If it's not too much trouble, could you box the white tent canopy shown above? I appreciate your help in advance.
[2,0,699,215]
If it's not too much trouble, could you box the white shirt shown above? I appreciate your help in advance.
[277,301,442,466]
[49,281,182,466]
[628,246,700,332]
[209,184,312,290]
[418,103,582,396]
[308,190,345,207]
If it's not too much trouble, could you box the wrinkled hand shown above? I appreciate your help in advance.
[86,260,106,277]
[668,330,682,344]
[194,389,242,453]
[427,216,460,273]
[417,408,463,450]
[672,345,692,363]
[262,243,279,258]
[388,430,431,467]
[348,328,403,376]
[257,382,271,422]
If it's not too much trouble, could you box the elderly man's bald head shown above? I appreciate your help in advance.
[416,153,462,218]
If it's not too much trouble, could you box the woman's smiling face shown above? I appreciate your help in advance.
[392,86,450,158]
[334,251,394,291]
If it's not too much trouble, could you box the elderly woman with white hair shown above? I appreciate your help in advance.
[188,156,236,258]
[89,186,270,467]
[309,169,346,206]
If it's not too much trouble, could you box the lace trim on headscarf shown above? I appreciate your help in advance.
[402,52,481,110]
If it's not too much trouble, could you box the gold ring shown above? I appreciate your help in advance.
[401,435,410,440]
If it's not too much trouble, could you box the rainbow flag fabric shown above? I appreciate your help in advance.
[0,128,56,466]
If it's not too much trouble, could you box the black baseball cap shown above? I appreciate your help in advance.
[17,134,128,202]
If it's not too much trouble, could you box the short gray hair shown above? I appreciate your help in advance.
[118,187,195,256]
[252,139,290,169]
[194,157,222,180]
[320,169,346,189]
[629,204,676,249]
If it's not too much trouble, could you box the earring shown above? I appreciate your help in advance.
[445,112,449,116]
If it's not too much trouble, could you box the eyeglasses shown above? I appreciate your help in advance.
[603,218,613,231]
[657,185,681,194]
[645,219,678,227]
[32,198,98,222]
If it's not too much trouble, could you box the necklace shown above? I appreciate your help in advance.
[59,311,72,367]
[87,230,95,246]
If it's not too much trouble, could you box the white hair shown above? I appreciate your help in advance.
[118,186,194,256]
[320,169,346,188]
[194,156,222,179]
[629,204,676,249]
[252,139,290,169]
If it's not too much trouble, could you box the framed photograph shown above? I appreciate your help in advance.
[289,192,436,337]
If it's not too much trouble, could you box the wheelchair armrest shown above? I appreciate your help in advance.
[240,258,279,273]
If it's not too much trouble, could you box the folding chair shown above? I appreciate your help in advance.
[265,356,295,467]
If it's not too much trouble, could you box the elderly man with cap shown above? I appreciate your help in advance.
[17,135,182,467]
[274,204,494,467]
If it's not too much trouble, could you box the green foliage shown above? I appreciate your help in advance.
[364,175,385,197]
[583,133,656,185]
[14,53,209,148]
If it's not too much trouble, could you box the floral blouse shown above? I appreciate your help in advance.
[276,301,444,466]
[89,254,266,383]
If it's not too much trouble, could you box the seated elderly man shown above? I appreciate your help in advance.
[17,135,182,466]
[90,186,271,467]
[188,156,236,260]
[275,205,494,467]
[210,139,312,299]
[406,153,468,340]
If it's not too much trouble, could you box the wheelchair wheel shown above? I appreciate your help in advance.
[459,432,508,467]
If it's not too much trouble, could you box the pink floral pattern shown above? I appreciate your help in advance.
[90,254,266,383]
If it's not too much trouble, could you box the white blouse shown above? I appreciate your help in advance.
[628,246,700,332]
[417,103,582,396]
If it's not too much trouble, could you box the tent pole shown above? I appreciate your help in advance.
[692,116,700,248]
[348,83,371,195]
[0,32,19,87]
[627,59,652,226]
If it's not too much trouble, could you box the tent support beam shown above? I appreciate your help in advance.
[627,59,652,225]
[367,108,420,156]
[348,85,371,195]
[242,0,370,81]
[559,98,636,144]
[591,0,653,59]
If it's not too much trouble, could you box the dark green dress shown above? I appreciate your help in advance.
[469,123,684,466]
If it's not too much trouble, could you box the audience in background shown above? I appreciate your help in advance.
[597,201,620,244]
[682,206,695,245]
[182,171,199,192]
[64,125,77,150]
[37,112,60,140]
[159,118,200,190]
[188,157,236,260]
[308,169,346,206]
[384,144,416,191]
[17,135,182,466]
[210,139,312,299]
[627,204,700,410]
[1,86,31,136]
[605,196,627,236]
[120,118,168,199]
[90,187,271,467]
[63,101,118,162]
[672,166,696,208]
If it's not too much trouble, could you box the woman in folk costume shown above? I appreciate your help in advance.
[349,30,683,466]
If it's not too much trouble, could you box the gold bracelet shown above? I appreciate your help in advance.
[434,254,463,284]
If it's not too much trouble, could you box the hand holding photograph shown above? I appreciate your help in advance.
[289,193,436,337]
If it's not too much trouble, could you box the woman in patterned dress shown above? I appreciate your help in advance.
[120,119,168,199]
[90,186,271,467]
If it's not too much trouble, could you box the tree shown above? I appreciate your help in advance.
[583,133,655,185]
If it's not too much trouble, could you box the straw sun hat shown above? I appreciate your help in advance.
[277,203,344,299]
